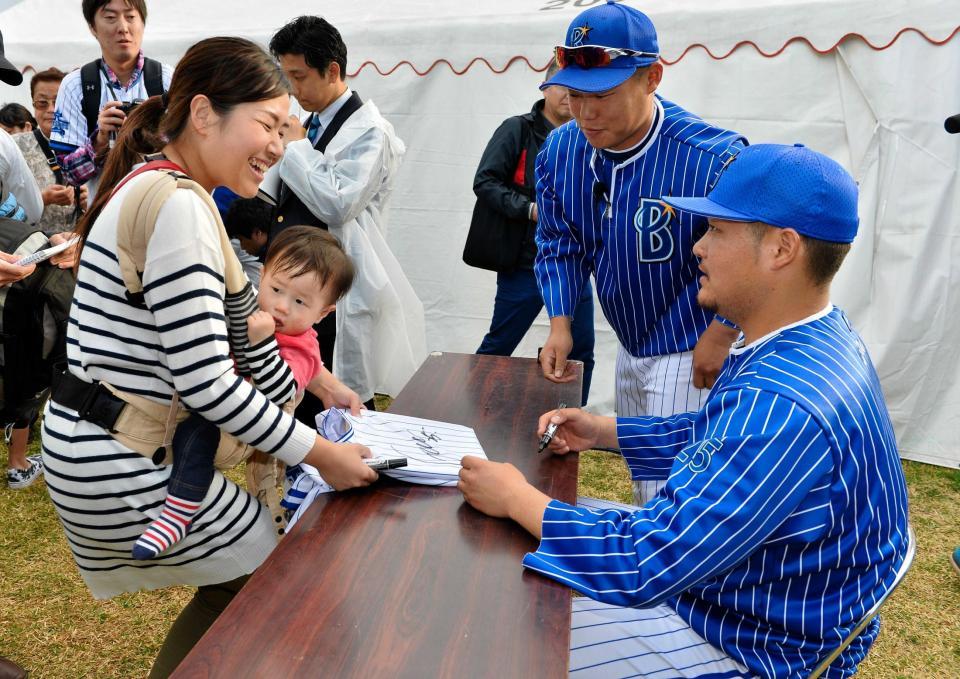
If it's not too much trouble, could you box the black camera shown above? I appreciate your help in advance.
[117,98,145,115]
[107,99,146,149]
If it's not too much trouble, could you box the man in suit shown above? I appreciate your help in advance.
[269,16,425,419]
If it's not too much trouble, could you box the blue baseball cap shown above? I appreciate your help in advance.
[541,1,659,94]
[663,144,859,243]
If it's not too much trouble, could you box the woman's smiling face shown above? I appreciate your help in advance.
[208,95,289,198]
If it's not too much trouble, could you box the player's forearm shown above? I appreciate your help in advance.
[617,412,698,479]
[595,415,620,450]
[548,315,572,334]
[508,483,551,540]
[704,319,739,345]
[534,244,588,318]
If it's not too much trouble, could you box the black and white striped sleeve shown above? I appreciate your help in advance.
[141,190,314,465]
[245,336,297,405]
[223,282,258,377]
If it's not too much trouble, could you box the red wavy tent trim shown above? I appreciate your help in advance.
[344,24,960,77]
[14,24,959,80]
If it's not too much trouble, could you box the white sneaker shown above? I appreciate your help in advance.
[7,458,43,489]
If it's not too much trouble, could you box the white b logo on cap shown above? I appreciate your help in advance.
[570,24,592,47]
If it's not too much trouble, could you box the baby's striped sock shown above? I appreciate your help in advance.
[132,495,202,560]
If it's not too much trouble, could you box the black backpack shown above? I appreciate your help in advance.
[79,57,165,135]
[0,187,74,426]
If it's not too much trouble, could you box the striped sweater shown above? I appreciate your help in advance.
[66,172,316,465]
[41,171,317,598]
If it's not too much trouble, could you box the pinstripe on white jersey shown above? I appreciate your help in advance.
[49,60,174,152]
[535,97,745,358]
[522,306,909,678]
[570,597,753,678]
[615,349,707,422]
[615,348,710,502]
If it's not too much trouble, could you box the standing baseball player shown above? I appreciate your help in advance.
[460,143,910,678]
[535,1,745,502]
[473,58,595,405]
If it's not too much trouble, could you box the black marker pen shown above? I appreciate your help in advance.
[365,456,408,471]
[537,401,567,453]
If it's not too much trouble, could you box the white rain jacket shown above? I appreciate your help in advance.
[276,100,426,402]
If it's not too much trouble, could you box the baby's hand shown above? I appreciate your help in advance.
[247,310,276,345]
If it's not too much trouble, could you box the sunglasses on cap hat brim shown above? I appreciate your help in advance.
[554,45,658,70]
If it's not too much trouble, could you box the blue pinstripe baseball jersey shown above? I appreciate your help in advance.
[535,96,745,358]
[522,306,910,678]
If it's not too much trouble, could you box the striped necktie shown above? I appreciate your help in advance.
[306,115,322,144]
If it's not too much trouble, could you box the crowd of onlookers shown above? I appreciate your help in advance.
[1,66,81,493]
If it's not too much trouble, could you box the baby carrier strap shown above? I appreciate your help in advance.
[114,162,248,303]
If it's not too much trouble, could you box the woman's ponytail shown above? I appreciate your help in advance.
[72,94,166,270]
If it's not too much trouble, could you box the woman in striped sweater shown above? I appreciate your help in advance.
[40,37,377,676]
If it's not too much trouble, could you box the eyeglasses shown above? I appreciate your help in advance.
[32,99,54,110]
[554,45,658,70]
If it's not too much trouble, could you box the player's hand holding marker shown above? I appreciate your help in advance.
[535,408,617,455]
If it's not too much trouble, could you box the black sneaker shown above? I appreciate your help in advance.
[7,458,43,489]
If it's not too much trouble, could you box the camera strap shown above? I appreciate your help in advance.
[79,57,166,138]
[32,129,65,185]
[99,62,122,101]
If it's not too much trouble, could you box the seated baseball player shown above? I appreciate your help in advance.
[458,143,910,678]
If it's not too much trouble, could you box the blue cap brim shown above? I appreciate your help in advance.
[662,196,756,222]
[540,63,648,93]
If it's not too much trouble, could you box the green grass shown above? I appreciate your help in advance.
[1,423,958,676]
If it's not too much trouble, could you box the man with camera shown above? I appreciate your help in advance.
[49,0,172,199]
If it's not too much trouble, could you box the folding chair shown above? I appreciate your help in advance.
[808,524,916,678]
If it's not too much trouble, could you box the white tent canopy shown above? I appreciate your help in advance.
[2,0,958,468]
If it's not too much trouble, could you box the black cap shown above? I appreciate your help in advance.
[0,30,23,86]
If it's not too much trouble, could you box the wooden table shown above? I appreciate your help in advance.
[173,352,582,679]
